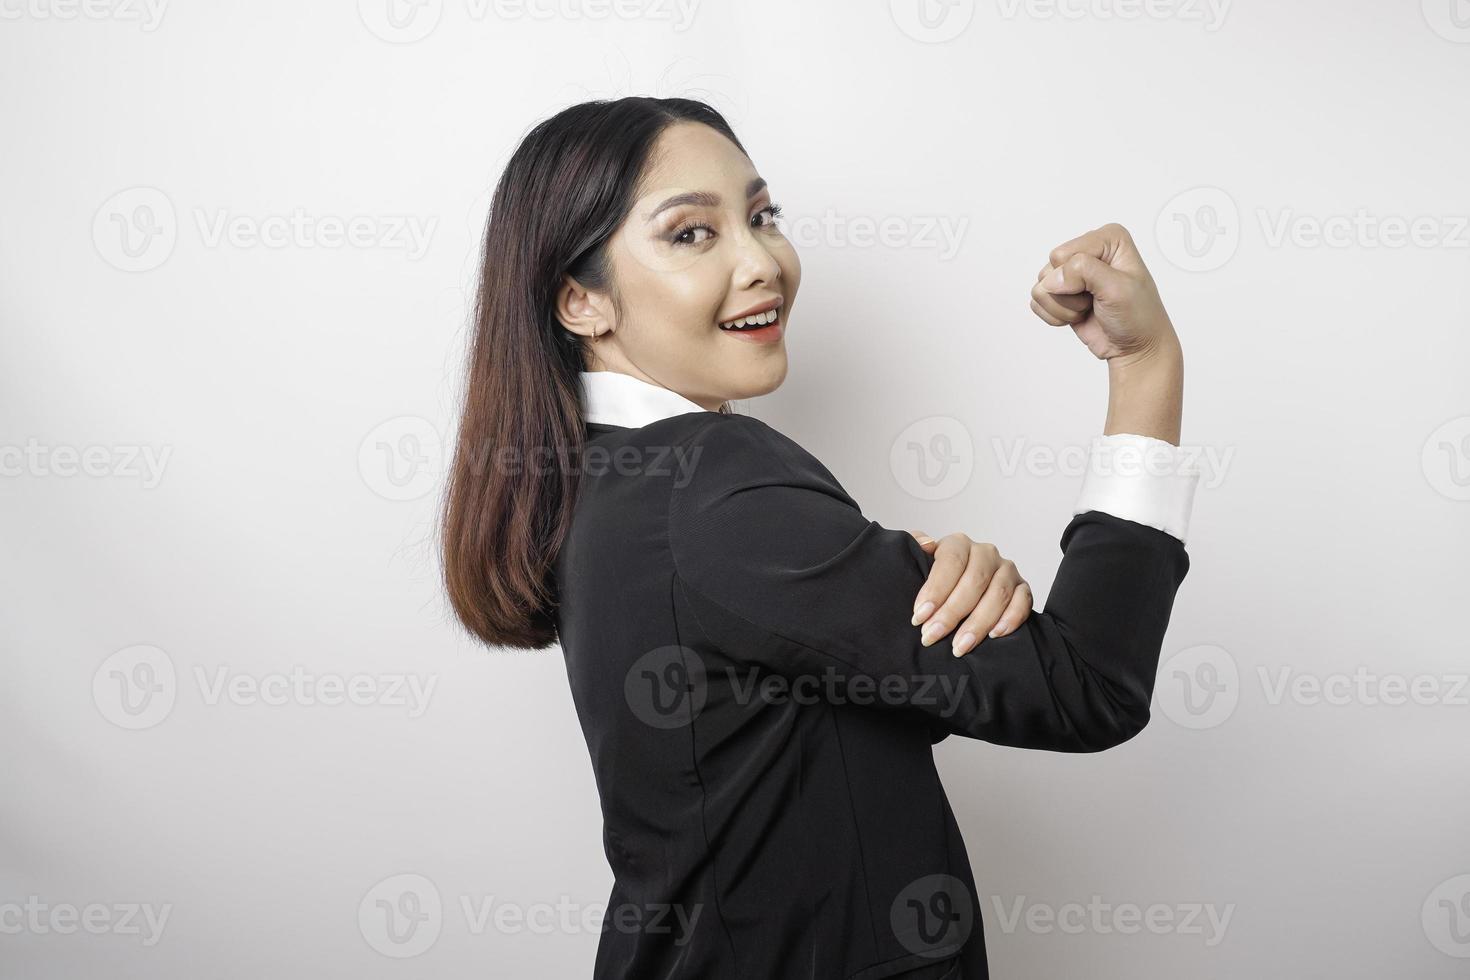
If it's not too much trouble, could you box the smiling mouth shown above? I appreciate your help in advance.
[718,309,781,331]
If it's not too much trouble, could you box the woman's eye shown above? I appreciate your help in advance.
[670,222,714,246]
[753,202,784,228]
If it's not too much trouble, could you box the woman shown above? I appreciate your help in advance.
[441,97,1198,980]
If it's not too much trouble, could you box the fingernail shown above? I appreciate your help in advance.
[911,601,934,626]
[1048,268,1065,290]
[988,620,1008,638]
[921,620,944,645]
[953,632,975,656]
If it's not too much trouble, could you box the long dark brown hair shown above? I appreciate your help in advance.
[440,96,743,650]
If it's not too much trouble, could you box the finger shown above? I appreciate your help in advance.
[1032,275,1092,317]
[911,533,971,626]
[1047,223,1135,271]
[1034,268,1093,313]
[920,542,1002,646]
[1030,297,1066,326]
[1042,251,1129,302]
[950,565,1023,656]
[989,581,1033,638]
[1048,227,1108,269]
[1031,278,1092,324]
[908,529,937,552]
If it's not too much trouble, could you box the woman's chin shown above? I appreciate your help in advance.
[725,356,788,402]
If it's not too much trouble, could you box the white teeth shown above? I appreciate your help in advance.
[719,309,778,329]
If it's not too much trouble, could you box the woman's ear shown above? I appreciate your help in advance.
[555,275,611,341]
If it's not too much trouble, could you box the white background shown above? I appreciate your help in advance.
[3,0,1469,977]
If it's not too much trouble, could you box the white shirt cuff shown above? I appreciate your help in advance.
[1072,433,1200,545]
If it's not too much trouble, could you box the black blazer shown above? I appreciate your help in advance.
[553,411,1191,980]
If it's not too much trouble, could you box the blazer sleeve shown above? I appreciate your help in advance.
[667,414,1192,753]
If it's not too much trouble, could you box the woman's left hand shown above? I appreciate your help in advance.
[907,531,1032,657]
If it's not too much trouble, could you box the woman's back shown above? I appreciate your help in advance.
[555,411,986,980]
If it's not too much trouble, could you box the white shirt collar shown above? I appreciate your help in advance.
[579,370,713,429]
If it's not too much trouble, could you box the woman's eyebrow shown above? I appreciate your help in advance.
[646,177,768,223]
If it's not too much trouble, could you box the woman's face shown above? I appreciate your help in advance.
[563,121,801,410]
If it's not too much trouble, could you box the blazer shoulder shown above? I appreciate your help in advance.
[675,412,851,500]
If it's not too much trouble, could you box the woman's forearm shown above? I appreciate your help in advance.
[1103,335,1185,446]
